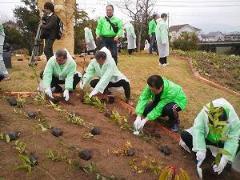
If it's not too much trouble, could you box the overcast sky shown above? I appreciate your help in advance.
[0,0,240,33]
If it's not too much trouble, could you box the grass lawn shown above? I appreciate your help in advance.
[1,52,239,128]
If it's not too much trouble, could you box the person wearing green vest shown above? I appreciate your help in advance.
[96,4,123,65]
[40,49,81,101]
[179,98,240,176]
[80,47,131,104]
[148,14,159,54]
[133,75,187,134]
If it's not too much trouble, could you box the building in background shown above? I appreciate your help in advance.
[169,24,201,42]
[200,31,225,42]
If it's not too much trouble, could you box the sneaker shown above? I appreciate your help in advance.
[171,123,179,132]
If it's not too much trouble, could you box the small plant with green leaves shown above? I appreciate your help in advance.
[16,96,26,108]
[79,162,117,180]
[83,93,106,112]
[16,154,33,173]
[0,133,11,143]
[46,149,67,162]
[206,102,228,140]
[66,112,92,129]
[159,166,190,180]
[33,92,46,105]
[15,140,26,154]
[49,101,66,112]
[109,110,131,130]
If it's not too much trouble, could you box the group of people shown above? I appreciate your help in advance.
[1,2,239,176]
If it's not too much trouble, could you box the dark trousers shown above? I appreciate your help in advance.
[90,79,131,100]
[44,39,55,61]
[87,49,96,55]
[149,33,158,54]
[40,72,81,92]
[143,101,181,127]
[181,130,240,154]
[100,37,118,64]
[128,49,134,55]
[159,57,167,64]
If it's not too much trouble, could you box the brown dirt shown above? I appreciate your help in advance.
[0,92,239,180]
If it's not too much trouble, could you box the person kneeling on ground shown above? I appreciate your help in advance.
[134,75,187,133]
[80,47,132,104]
[40,49,81,101]
[179,98,240,176]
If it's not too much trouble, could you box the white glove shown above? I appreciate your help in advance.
[133,116,142,131]
[89,89,98,98]
[79,80,85,90]
[213,155,228,175]
[196,150,206,166]
[138,118,148,131]
[45,87,54,99]
[63,89,69,101]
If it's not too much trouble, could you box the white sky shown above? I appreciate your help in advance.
[0,0,240,33]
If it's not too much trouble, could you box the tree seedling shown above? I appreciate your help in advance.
[46,149,66,162]
[16,154,34,173]
[51,127,63,137]
[79,149,92,161]
[109,110,131,130]
[15,140,26,154]
[83,93,106,112]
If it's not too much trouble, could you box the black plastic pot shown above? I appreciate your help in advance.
[7,97,17,106]
[51,128,63,137]
[27,111,37,119]
[91,127,101,135]
[6,131,21,141]
[79,149,92,161]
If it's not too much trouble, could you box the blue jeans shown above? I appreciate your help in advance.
[100,37,118,64]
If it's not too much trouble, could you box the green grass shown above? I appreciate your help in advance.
[0,53,239,128]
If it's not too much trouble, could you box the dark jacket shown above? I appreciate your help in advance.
[41,14,58,40]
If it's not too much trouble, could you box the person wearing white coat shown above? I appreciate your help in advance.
[155,13,169,66]
[0,23,9,80]
[80,47,131,103]
[124,22,136,55]
[84,27,96,54]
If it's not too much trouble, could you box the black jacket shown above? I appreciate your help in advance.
[41,14,58,40]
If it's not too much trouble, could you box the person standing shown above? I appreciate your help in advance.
[148,14,158,54]
[0,22,10,80]
[124,22,137,55]
[41,2,58,61]
[96,4,123,65]
[155,13,169,66]
[84,26,96,55]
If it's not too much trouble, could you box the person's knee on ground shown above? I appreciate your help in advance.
[90,79,100,88]
[180,131,193,153]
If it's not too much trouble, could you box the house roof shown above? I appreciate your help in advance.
[169,24,201,32]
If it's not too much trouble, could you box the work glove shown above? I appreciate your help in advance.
[196,150,206,166]
[45,87,54,99]
[63,89,70,101]
[89,89,98,98]
[133,116,142,131]
[138,118,148,131]
[79,80,85,90]
[213,155,228,175]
